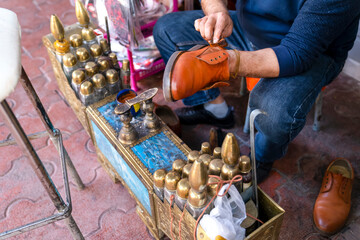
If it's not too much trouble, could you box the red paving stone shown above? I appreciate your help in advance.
[0,0,359,239]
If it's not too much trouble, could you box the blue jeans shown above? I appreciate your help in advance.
[153,10,344,164]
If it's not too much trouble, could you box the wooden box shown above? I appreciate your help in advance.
[86,95,191,239]
[42,24,94,138]
[154,187,285,240]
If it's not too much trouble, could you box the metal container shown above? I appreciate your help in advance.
[92,73,108,102]
[71,69,86,94]
[79,81,95,106]
[76,47,90,68]
[121,59,131,89]
[105,69,121,95]
[62,53,78,82]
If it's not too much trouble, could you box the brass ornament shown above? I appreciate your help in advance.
[213,147,221,159]
[239,155,251,174]
[208,158,224,176]
[69,33,83,47]
[198,154,211,167]
[76,47,90,62]
[98,58,110,71]
[82,27,96,41]
[207,177,219,197]
[221,163,240,180]
[105,69,119,84]
[182,163,192,178]
[54,40,70,54]
[79,81,94,95]
[50,14,64,41]
[92,73,106,88]
[75,0,90,27]
[109,52,119,66]
[72,69,85,85]
[200,142,211,154]
[63,53,77,67]
[165,171,181,191]
[153,169,166,188]
[85,61,99,77]
[187,150,200,163]
[176,178,190,199]
[188,158,208,192]
[188,188,207,208]
[100,38,110,53]
[90,44,103,58]
[172,159,186,174]
[221,133,240,166]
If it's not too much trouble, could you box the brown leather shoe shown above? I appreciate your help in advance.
[163,44,230,102]
[313,158,354,235]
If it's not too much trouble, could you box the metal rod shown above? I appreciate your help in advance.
[20,67,85,190]
[250,109,266,210]
[0,131,48,147]
[105,16,111,52]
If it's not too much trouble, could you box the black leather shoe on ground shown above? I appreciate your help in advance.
[175,105,235,129]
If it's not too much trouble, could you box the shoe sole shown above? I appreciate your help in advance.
[163,45,207,102]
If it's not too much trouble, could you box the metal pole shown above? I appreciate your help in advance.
[0,100,84,240]
[20,67,85,190]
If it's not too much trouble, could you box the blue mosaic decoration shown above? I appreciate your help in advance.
[91,121,152,215]
[97,100,122,132]
[131,132,187,174]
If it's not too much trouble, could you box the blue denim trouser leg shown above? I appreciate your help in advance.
[249,55,343,164]
[153,10,252,106]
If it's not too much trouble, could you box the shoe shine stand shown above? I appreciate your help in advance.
[0,9,84,239]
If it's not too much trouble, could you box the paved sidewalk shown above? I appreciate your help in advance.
[0,0,359,239]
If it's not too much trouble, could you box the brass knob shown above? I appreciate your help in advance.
[172,159,187,174]
[165,171,181,191]
[63,53,77,67]
[82,27,96,41]
[75,0,90,27]
[98,57,110,71]
[221,164,240,180]
[187,150,200,163]
[85,62,99,77]
[72,69,85,85]
[208,159,224,176]
[188,188,207,208]
[70,33,83,48]
[92,73,106,88]
[105,69,119,84]
[76,47,90,62]
[80,81,94,95]
[239,155,251,173]
[109,52,119,66]
[213,147,221,159]
[100,38,110,53]
[176,178,191,199]
[201,142,211,154]
[207,177,219,197]
[199,154,211,167]
[221,133,240,166]
[153,169,166,188]
[90,44,103,58]
[182,163,192,178]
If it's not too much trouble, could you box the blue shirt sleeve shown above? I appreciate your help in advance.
[271,0,360,77]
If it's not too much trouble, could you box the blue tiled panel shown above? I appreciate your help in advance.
[91,121,152,215]
[131,132,187,174]
[98,100,122,132]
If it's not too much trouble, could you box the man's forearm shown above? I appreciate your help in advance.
[201,0,228,15]
[228,48,280,78]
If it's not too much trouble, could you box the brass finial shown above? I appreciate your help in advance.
[176,178,191,199]
[239,155,251,173]
[221,163,240,180]
[69,33,83,48]
[98,58,110,71]
[208,159,224,176]
[90,44,103,58]
[85,62,99,77]
[165,171,181,191]
[76,47,90,62]
[199,154,211,167]
[182,163,192,178]
[75,0,90,27]
[80,81,94,95]
[153,169,166,188]
[188,158,208,192]
[172,159,186,174]
[201,142,211,154]
[63,53,77,67]
[50,14,64,42]
[82,27,96,41]
[72,69,85,85]
[100,38,110,53]
[105,69,119,84]
[187,150,200,163]
[92,73,106,88]
[188,188,207,208]
[213,147,221,159]
[221,133,240,166]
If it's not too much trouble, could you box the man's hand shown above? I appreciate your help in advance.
[194,11,233,44]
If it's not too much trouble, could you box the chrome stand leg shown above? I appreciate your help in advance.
[20,67,85,190]
[0,100,84,240]
[243,104,251,134]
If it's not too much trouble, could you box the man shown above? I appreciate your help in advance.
[153,0,359,233]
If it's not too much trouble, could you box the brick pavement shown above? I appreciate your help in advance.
[0,0,359,239]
